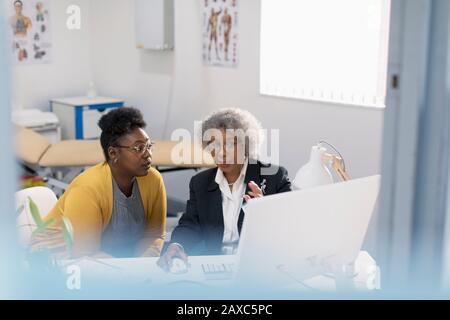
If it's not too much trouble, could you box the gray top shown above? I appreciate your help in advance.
[101,178,146,257]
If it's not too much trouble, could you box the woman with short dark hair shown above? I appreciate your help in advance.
[45,107,167,258]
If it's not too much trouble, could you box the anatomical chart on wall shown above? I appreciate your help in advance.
[202,0,238,68]
[7,0,52,65]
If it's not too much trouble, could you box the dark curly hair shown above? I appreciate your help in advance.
[98,107,146,160]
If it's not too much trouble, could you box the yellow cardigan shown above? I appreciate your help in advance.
[45,162,166,258]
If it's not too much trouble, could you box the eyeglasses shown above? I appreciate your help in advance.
[115,141,155,155]
[207,140,239,152]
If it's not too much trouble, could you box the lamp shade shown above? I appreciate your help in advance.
[293,145,333,189]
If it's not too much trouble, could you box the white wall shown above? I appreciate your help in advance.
[203,0,384,179]
[12,0,384,202]
[88,0,210,201]
[89,0,184,139]
[164,0,384,197]
[12,0,93,110]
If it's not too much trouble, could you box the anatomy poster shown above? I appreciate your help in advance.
[202,0,238,68]
[7,0,52,65]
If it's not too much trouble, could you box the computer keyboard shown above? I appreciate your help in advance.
[201,262,235,280]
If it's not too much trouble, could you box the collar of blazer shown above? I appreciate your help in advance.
[207,159,263,193]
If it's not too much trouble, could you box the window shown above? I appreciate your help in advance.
[260,0,391,108]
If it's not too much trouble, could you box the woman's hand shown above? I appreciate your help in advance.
[29,226,70,260]
[243,181,264,203]
[157,243,189,272]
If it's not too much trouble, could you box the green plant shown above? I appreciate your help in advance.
[26,197,74,255]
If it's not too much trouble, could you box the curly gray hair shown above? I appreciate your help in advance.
[201,108,264,159]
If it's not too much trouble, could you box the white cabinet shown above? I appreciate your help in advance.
[135,0,174,50]
[50,97,125,140]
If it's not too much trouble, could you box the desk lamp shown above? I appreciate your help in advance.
[293,141,350,190]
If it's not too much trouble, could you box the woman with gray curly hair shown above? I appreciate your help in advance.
[201,108,264,163]
[158,108,291,271]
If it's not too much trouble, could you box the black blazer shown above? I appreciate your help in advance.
[170,160,292,255]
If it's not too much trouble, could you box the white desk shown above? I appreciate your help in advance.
[59,251,378,297]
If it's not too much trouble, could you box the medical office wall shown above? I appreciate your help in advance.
[11,0,384,256]
[12,0,384,179]
[10,0,93,111]
[88,0,384,256]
